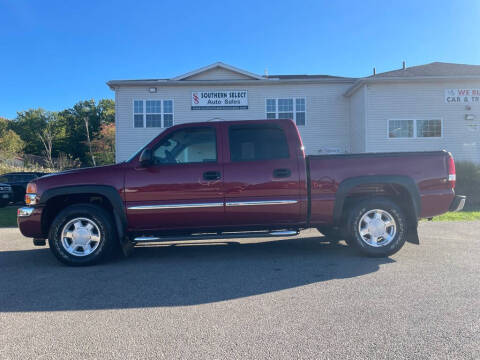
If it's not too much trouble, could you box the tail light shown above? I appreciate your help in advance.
[447,153,456,189]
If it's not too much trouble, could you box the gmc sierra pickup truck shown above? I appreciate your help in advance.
[18,119,465,266]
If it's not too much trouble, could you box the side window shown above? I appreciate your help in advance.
[229,124,290,162]
[152,127,217,164]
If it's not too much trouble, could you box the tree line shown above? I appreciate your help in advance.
[0,99,115,169]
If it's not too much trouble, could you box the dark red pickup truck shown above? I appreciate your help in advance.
[18,119,465,265]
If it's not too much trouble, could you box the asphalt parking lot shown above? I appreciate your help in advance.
[0,221,479,360]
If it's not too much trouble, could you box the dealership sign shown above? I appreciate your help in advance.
[445,89,480,104]
[191,90,248,110]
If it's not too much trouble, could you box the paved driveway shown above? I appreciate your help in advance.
[0,222,479,359]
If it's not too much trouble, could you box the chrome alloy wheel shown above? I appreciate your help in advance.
[358,209,397,247]
[61,217,102,256]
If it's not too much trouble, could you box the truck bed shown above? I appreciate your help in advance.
[306,150,453,224]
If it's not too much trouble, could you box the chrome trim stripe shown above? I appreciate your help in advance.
[128,200,298,210]
[128,202,223,210]
[134,236,162,241]
[225,200,298,207]
[269,230,299,236]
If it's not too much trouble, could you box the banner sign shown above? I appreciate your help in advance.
[191,90,248,110]
[445,89,480,104]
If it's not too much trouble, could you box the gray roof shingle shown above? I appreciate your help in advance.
[371,62,480,78]
[264,74,354,80]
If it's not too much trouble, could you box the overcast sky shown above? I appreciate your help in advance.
[1,0,479,119]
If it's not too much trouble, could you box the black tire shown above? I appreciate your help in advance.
[48,203,116,266]
[0,199,8,208]
[346,197,408,257]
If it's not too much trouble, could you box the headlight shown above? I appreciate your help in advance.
[25,182,38,205]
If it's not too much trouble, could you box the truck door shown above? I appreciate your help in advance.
[124,124,224,231]
[222,121,303,227]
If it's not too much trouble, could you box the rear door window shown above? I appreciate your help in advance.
[228,124,290,162]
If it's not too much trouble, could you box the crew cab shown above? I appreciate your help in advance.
[17,119,465,266]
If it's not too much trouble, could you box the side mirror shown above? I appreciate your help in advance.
[139,148,153,167]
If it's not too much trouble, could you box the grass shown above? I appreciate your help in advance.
[0,206,20,227]
[428,210,480,222]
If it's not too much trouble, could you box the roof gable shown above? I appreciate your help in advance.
[172,62,264,81]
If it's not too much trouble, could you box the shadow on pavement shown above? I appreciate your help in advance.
[0,236,394,312]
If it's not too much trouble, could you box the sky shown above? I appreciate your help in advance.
[1,0,479,119]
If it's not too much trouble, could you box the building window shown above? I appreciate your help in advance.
[388,119,442,138]
[417,120,442,137]
[163,100,173,128]
[133,100,174,128]
[266,98,306,126]
[388,120,414,138]
[134,100,144,128]
[146,100,161,127]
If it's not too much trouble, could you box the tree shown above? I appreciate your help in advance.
[38,122,55,168]
[0,117,9,135]
[9,109,49,155]
[0,129,25,159]
[91,123,115,165]
[9,98,115,167]
[97,99,115,125]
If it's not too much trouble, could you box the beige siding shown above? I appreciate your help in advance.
[183,67,254,80]
[365,80,480,162]
[115,82,351,162]
[349,85,366,152]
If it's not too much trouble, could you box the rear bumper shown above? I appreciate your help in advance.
[449,195,466,212]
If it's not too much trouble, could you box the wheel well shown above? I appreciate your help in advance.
[340,183,417,225]
[42,193,114,236]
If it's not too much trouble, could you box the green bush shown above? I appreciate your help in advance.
[455,161,480,209]
[0,162,56,176]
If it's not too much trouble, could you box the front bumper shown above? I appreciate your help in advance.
[0,192,12,202]
[17,206,45,238]
[449,195,466,212]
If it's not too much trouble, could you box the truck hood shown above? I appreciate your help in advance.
[33,163,127,198]
[40,164,120,178]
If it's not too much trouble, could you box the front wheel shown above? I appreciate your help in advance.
[346,198,408,257]
[48,204,116,266]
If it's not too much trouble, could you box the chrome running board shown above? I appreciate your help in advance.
[133,230,299,243]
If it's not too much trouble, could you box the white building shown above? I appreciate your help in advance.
[107,61,480,163]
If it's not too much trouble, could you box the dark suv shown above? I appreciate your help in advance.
[0,183,13,207]
[0,172,46,204]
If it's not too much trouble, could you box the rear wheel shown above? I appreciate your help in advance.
[346,198,408,257]
[48,204,116,266]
